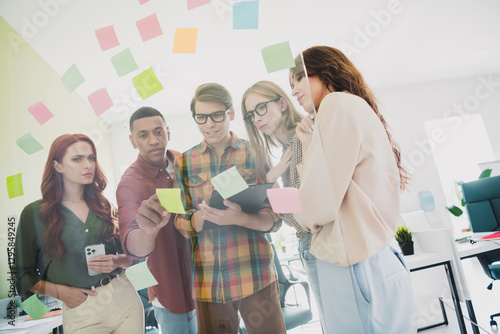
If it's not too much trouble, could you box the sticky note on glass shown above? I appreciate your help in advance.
[211,166,249,199]
[17,133,43,155]
[111,48,139,77]
[187,0,210,10]
[156,188,186,214]
[88,88,114,116]
[132,67,164,100]
[267,187,303,213]
[172,28,198,53]
[95,25,120,51]
[27,102,53,125]
[261,41,295,73]
[21,294,49,320]
[61,64,85,93]
[7,173,24,199]
[138,0,149,4]
[126,261,158,291]
[136,13,163,42]
[233,1,259,30]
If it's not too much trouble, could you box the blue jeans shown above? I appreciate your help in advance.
[152,305,197,334]
[317,246,418,334]
[298,235,324,333]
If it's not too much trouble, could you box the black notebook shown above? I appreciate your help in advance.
[203,183,274,230]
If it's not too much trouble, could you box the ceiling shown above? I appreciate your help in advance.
[1,0,499,123]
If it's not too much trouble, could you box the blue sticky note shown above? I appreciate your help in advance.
[233,1,259,30]
[419,191,436,212]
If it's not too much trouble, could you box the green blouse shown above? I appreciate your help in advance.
[15,199,123,298]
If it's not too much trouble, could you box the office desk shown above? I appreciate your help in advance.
[405,252,467,333]
[0,313,62,333]
[405,237,500,334]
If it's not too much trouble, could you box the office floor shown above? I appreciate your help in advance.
[282,255,500,334]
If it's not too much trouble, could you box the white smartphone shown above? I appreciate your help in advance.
[84,244,106,276]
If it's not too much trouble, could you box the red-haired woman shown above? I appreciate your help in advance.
[15,134,144,333]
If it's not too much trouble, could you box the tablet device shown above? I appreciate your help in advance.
[203,183,274,230]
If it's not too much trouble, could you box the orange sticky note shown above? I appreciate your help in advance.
[88,88,114,116]
[266,187,303,213]
[136,13,163,42]
[172,28,198,53]
[27,102,54,125]
[95,25,120,51]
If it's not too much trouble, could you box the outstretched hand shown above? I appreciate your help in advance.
[135,193,171,234]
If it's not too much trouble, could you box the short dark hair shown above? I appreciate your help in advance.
[129,107,165,132]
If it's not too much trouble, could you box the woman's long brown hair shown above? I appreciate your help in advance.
[39,134,118,259]
[292,46,410,190]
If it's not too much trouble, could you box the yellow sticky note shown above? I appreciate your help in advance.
[7,173,24,199]
[156,188,186,214]
[172,28,198,53]
[125,261,158,291]
[132,67,164,100]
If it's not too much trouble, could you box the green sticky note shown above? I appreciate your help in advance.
[111,48,139,77]
[261,41,295,73]
[7,173,24,199]
[156,188,186,214]
[132,67,164,100]
[125,261,158,291]
[211,166,249,199]
[61,64,85,93]
[16,133,43,155]
[21,294,50,320]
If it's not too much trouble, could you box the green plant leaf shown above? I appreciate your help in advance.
[446,205,463,217]
[479,168,492,179]
[461,198,466,207]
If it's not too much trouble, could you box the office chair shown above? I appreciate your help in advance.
[462,175,500,328]
[239,236,313,333]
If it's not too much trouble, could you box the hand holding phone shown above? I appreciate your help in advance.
[84,244,106,276]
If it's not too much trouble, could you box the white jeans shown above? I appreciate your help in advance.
[317,246,418,334]
[62,272,144,333]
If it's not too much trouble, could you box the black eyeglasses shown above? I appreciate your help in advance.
[243,98,280,124]
[192,110,230,124]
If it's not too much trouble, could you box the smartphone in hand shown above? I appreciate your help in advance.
[84,244,105,276]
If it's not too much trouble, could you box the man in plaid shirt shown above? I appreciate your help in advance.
[174,83,286,334]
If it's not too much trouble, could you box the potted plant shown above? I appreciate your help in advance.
[395,226,414,256]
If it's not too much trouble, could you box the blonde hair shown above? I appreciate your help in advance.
[241,81,303,182]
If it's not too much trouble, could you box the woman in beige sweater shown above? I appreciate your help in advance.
[290,46,417,333]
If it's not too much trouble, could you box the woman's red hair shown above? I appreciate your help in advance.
[39,134,118,259]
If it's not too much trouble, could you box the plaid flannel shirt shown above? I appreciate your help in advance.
[174,132,280,303]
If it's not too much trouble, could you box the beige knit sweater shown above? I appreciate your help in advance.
[293,92,401,266]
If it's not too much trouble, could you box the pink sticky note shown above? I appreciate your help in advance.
[136,13,163,42]
[95,26,119,51]
[266,187,303,213]
[187,0,210,10]
[138,0,149,4]
[88,88,114,116]
[27,102,54,125]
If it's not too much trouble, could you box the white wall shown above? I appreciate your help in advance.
[375,73,500,225]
